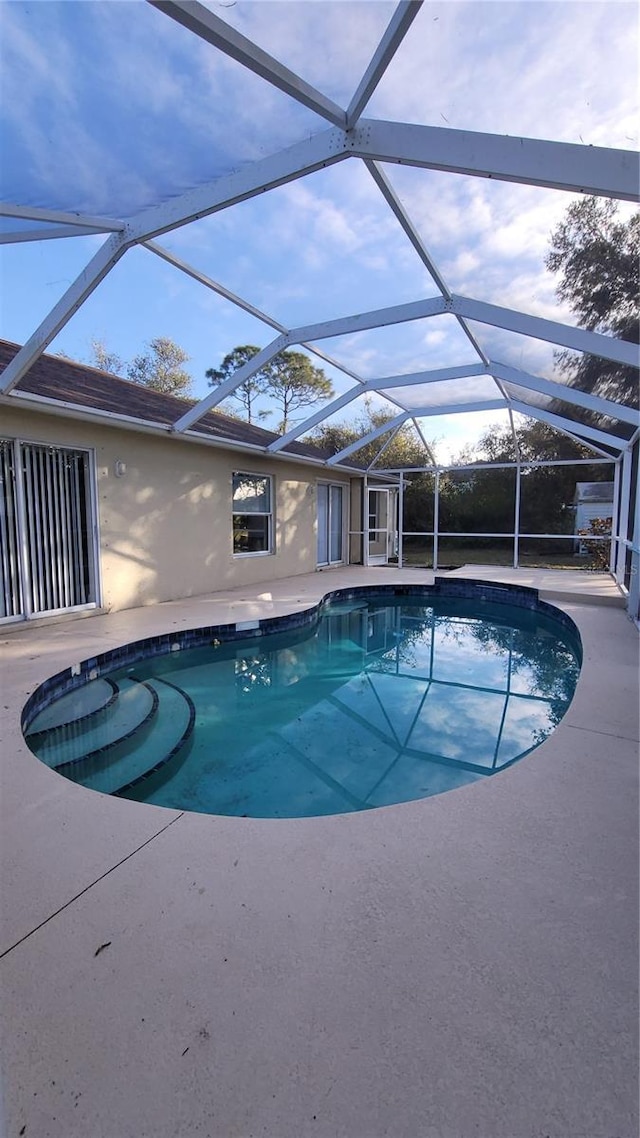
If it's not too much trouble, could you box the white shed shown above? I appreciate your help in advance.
[573,482,615,551]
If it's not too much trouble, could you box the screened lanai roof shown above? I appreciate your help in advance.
[1,0,638,466]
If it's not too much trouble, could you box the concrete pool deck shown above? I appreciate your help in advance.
[1,566,638,1138]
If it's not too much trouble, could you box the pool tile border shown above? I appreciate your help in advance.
[21,578,581,733]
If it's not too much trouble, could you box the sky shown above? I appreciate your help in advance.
[0,0,637,464]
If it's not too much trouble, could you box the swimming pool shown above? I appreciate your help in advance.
[23,580,581,818]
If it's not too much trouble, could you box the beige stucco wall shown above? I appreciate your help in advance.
[2,405,359,614]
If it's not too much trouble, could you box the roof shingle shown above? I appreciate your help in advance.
[0,340,338,464]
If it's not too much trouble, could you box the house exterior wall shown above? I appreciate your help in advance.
[2,405,360,615]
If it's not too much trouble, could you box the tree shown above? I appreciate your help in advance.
[207,345,334,431]
[446,419,611,547]
[127,337,192,397]
[546,197,639,407]
[87,335,192,397]
[206,345,270,424]
[263,350,334,433]
[310,398,430,470]
[472,419,594,465]
[90,338,125,377]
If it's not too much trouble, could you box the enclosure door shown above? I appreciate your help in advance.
[317,482,344,566]
[368,489,391,565]
[0,438,98,622]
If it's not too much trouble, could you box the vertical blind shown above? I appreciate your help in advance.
[0,439,96,620]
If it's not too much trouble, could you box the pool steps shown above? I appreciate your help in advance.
[26,677,118,735]
[22,580,582,804]
[29,678,157,767]
[26,676,195,797]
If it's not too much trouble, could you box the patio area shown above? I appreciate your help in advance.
[1,565,638,1138]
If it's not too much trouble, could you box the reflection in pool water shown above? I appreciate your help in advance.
[25,596,581,818]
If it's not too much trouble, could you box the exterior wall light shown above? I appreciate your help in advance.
[114,460,127,478]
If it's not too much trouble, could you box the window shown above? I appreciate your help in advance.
[232,472,273,555]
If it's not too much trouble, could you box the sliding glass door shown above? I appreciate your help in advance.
[0,438,98,622]
[317,482,345,567]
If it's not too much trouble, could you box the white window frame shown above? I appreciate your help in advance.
[232,471,274,557]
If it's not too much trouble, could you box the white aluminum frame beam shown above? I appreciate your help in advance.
[610,459,622,575]
[0,202,125,231]
[143,240,365,384]
[489,361,640,427]
[509,400,626,452]
[364,159,490,366]
[127,129,348,243]
[145,239,286,334]
[364,160,452,298]
[507,408,522,465]
[616,449,634,580]
[286,292,635,367]
[0,233,130,393]
[169,280,636,437]
[268,362,486,452]
[381,457,614,474]
[148,1,347,128]
[327,412,410,464]
[286,294,635,368]
[367,422,404,471]
[268,386,369,452]
[346,1,423,129]
[365,159,519,432]
[626,453,640,620]
[172,336,288,432]
[0,225,118,244]
[350,120,639,201]
[127,116,639,252]
[326,399,506,467]
[375,364,493,395]
[453,295,639,368]
[409,398,507,418]
[410,419,438,466]
[288,296,447,343]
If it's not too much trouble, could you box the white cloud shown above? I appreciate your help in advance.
[368,1,637,148]
[211,0,398,107]
[423,328,447,348]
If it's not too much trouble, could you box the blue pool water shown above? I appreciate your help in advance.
[24,586,581,818]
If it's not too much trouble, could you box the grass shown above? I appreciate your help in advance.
[396,543,596,571]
